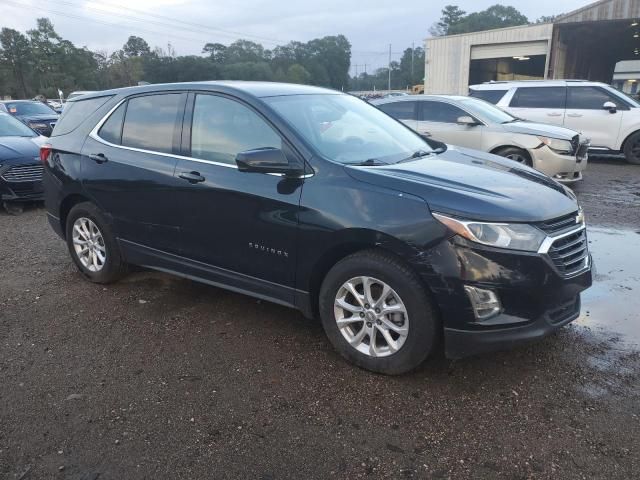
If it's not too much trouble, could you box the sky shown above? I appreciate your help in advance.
[3,0,592,72]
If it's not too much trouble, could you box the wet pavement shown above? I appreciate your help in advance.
[1,159,639,479]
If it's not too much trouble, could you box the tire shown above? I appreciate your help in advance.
[494,147,533,167]
[319,250,439,375]
[623,131,640,165]
[65,202,127,284]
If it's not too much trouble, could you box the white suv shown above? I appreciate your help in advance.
[469,80,640,165]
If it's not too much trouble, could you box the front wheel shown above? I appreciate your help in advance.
[623,132,640,165]
[65,202,127,283]
[319,250,439,375]
[494,147,533,167]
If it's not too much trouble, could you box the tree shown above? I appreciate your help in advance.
[448,5,529,35]
[430,5,466,36]
[0,28,31,97]
[202,42,227,63]
[286,64,311,84]
[122,36,150,57]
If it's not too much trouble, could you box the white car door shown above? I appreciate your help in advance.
[415,100,483,149]
[504,86,567,127]
[563,86,624,149]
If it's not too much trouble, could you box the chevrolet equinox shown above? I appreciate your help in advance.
[43,82,593,374]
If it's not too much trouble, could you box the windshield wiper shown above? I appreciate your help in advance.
[396,150,434,163]
[345,158,388,166]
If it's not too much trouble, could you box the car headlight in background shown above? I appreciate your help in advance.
[29,122,48,130]
[432,213,546,252]
[537,136,572,155]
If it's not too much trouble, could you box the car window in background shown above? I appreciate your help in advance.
[97,102,126,144]
[121,94,183,154]
[377,101,418,121]
[510,87,567,109]
[420,101,467,123]
[190,94,282,165]
[567,86,629,110]
[0,113,37,137]
[265,94,430,165]
[458,98,514,124]
[469,89,507,104]
[5,101,57,116]
[53,96,112,136]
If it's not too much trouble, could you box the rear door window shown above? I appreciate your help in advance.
[52,96,112,136]
[469,89,507,105]
[377,101,418,121]
[510,87,567,109]
[567,86,629,110]
[121,94,185,154]
[420,101,467,123]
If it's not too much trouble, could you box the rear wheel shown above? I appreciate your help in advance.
[65,202,127,283]
[319,250,438,375]
[494,147,533,167]
[623,131,640,165]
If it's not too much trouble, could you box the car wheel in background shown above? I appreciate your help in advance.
[65,202,127,283]
[319,250,439,375]
[494,147,533,167]
[623,131,640,165]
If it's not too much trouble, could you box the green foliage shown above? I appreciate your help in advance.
[0,18,353,99]
[431,4,529,36]
[351,46,425,91]
[429,5,466,36]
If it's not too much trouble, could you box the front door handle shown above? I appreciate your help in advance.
[178,171,205,183]
[88,153,108,164]
[420,131,432,137]
[567,113,583,118]
[547,112,563,117]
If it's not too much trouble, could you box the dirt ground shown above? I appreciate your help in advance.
[1,159,639,479]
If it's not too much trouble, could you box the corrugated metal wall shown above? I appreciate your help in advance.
[424,24,553,95]
[554,0,640,23]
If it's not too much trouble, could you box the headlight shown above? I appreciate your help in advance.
[537,136,572,155]
[433,213,546,252]
[29,122,48,129]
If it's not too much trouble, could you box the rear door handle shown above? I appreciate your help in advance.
[546,112,563,117]
[88,153,108,164]
[567,113,583,118]
[178,171,205,183]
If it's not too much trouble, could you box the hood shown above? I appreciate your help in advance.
[501,120,578,140]
[345,146,578,223]
[16,113,59,123]
[0,136,42,162]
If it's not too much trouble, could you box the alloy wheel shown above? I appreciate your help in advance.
[72,217,107,272]
[506,152,528,164]
[333,276,409,357]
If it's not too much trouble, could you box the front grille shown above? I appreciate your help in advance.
[576,143,588,161]
[548,296,580,325]
[548,229,589,276]
[535,211,580,235]
[570,135,580,154]
[1,164,44,183]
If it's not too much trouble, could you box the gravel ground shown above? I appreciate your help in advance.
[1,159,639,480]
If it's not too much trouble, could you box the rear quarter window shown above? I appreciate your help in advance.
[52,96,112,136]
[468,89,507,105]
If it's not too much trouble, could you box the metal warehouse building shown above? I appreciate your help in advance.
[424,0,640,94]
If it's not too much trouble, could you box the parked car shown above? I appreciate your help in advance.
[43,82,592,374]
[469,80,640,165]
[373,95,589,183]
[0,100,59,137]
[0,113,47,210]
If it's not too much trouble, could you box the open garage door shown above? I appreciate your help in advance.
[470,41,549,60]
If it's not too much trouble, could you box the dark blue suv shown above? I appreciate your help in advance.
[42,82,592,374]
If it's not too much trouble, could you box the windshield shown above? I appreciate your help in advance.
[457,97,515,124]
[264,94,431,164]
[5,101,56,116]
[0,114,37,137]
[608,86,640,108]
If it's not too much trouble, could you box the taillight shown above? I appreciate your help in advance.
[40,143,52,163]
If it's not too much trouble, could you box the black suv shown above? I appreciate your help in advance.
[43,82,592,374]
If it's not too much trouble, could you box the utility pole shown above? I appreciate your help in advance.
[388,43,392,92]
[411,41,415,83]
[354,64,359,90]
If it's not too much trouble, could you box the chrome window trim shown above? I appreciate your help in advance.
[88,97,312,178]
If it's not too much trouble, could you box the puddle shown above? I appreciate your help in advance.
[574,227,640,350]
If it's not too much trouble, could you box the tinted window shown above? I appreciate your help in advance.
[567,86,628,110]
[98,103,126,144]
[53,96,112,136]
[377,101,417,120]
[420,101,468,123]
[191,94,282,165]
[121,94,183,154]
[510,87,566,109]
[469,89,507,104]
[5,101,56,116]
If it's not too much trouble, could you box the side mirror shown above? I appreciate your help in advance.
[236,147,302,176]
[603,101,617,114]
[457,115,479,126]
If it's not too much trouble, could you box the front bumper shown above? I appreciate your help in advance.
[415,233,592,359]
[530,144,588,183]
